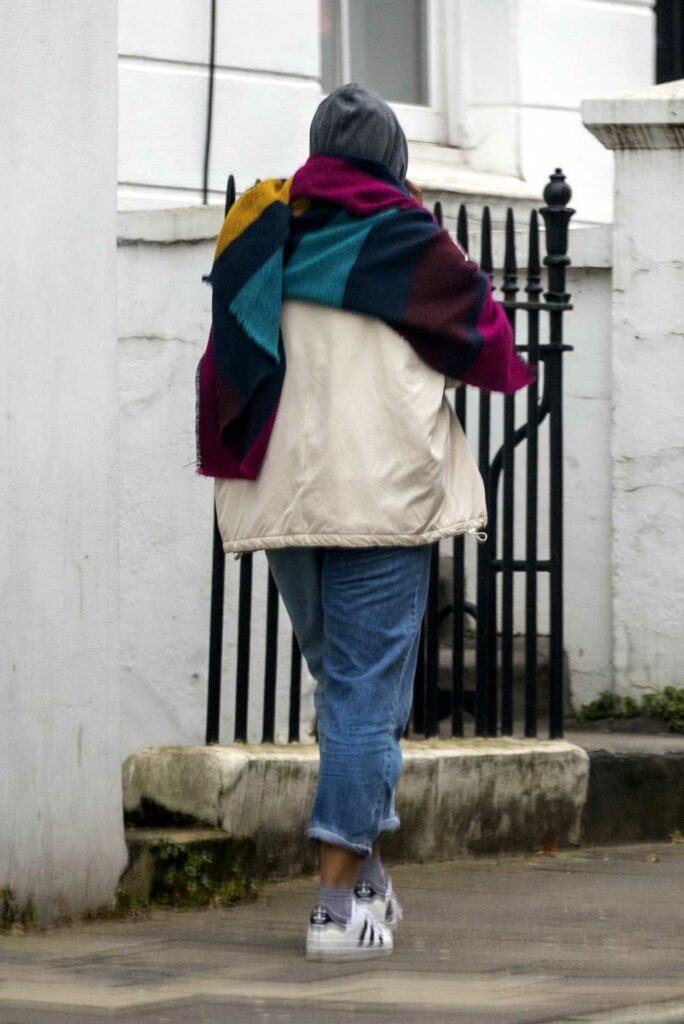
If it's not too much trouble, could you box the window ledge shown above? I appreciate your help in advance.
[408,143,540,202]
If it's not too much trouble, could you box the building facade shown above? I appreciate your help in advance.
[118,0,655,222]
[115,0,657,757]
[6,0,684,924]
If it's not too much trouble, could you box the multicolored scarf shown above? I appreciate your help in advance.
[197,154,533,479]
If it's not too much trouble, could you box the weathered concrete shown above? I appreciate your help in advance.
[567,728,684,845]
[123,740,589,875]
[583,749,684,845]
[3,842,684,1023]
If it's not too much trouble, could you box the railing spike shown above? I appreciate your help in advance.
[225,174,235,216]
[526,209,542,301]
[480,206,493,281]
[457,203,469,253]
[502,207,518,301]
[433,200,444,227]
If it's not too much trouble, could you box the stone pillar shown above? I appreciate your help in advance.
[0,4,126,921]
[582,82,684,695]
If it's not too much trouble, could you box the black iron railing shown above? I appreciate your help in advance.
[205,169,574,745]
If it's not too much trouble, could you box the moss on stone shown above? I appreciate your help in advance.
[576,687,684,733]
[118,830,260,911]
[0,887,37,932]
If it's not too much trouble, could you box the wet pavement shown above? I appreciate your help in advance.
[1,841,684,1024]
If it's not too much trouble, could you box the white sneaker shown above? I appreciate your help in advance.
[305,901,394,961]
[354,878,403,930]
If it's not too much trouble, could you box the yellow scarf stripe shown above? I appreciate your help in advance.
[214,177,293,261]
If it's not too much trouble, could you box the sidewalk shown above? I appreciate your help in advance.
[2,841,684,1023]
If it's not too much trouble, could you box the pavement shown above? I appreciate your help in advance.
[2,841,684,1024]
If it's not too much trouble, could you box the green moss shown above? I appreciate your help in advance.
[640,687,684,734]
[148,839,259,908]
[576,687,684,733]
[0,887,37,932]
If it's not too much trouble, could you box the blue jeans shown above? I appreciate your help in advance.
[266,545,431,857]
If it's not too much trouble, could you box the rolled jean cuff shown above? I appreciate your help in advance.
[378,813,401,834]
[306,826,372,857]
[306,814,401,858]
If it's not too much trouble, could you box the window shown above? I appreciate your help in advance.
[320,0,446,144]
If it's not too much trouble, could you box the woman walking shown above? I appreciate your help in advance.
[197,84,533,961]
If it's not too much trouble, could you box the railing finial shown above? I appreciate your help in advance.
[540,168,575,306]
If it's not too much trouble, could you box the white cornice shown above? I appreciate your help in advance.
[583,80,684,150]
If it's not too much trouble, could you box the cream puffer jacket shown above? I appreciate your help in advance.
[215,300,487,552]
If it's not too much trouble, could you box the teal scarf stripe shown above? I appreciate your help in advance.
[283,208,399,309]
[229,248,284,361]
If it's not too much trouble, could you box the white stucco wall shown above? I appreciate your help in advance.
[117,209,317,757]
[584,82,684,695]
[116,207,612,756]
[118,0,320,208]
[461,0,655,222]
[0,4,126,921]
[562,258,614,705]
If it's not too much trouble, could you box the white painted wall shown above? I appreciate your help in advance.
[460,0,655,222]
[117,209,316,757]
[117,207,612,756]
[118,0,320,208]
[562,259,614,705]
[0,3,126,922]
[584,82,684,696]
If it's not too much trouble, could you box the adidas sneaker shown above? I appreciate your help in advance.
[305,901,393,961]
[354,878,403,930]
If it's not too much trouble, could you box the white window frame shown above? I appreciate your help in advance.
[389,0,446,145]
[330,0,452,146]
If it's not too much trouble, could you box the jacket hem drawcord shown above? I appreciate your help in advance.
[220,518,489,555]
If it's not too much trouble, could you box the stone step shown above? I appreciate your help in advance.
[120,730,684,893]
[122,741,589,876]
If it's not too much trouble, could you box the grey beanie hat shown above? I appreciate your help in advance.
[309,83,408,183]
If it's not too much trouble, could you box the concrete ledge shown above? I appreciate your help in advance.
[123,740,589,876]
